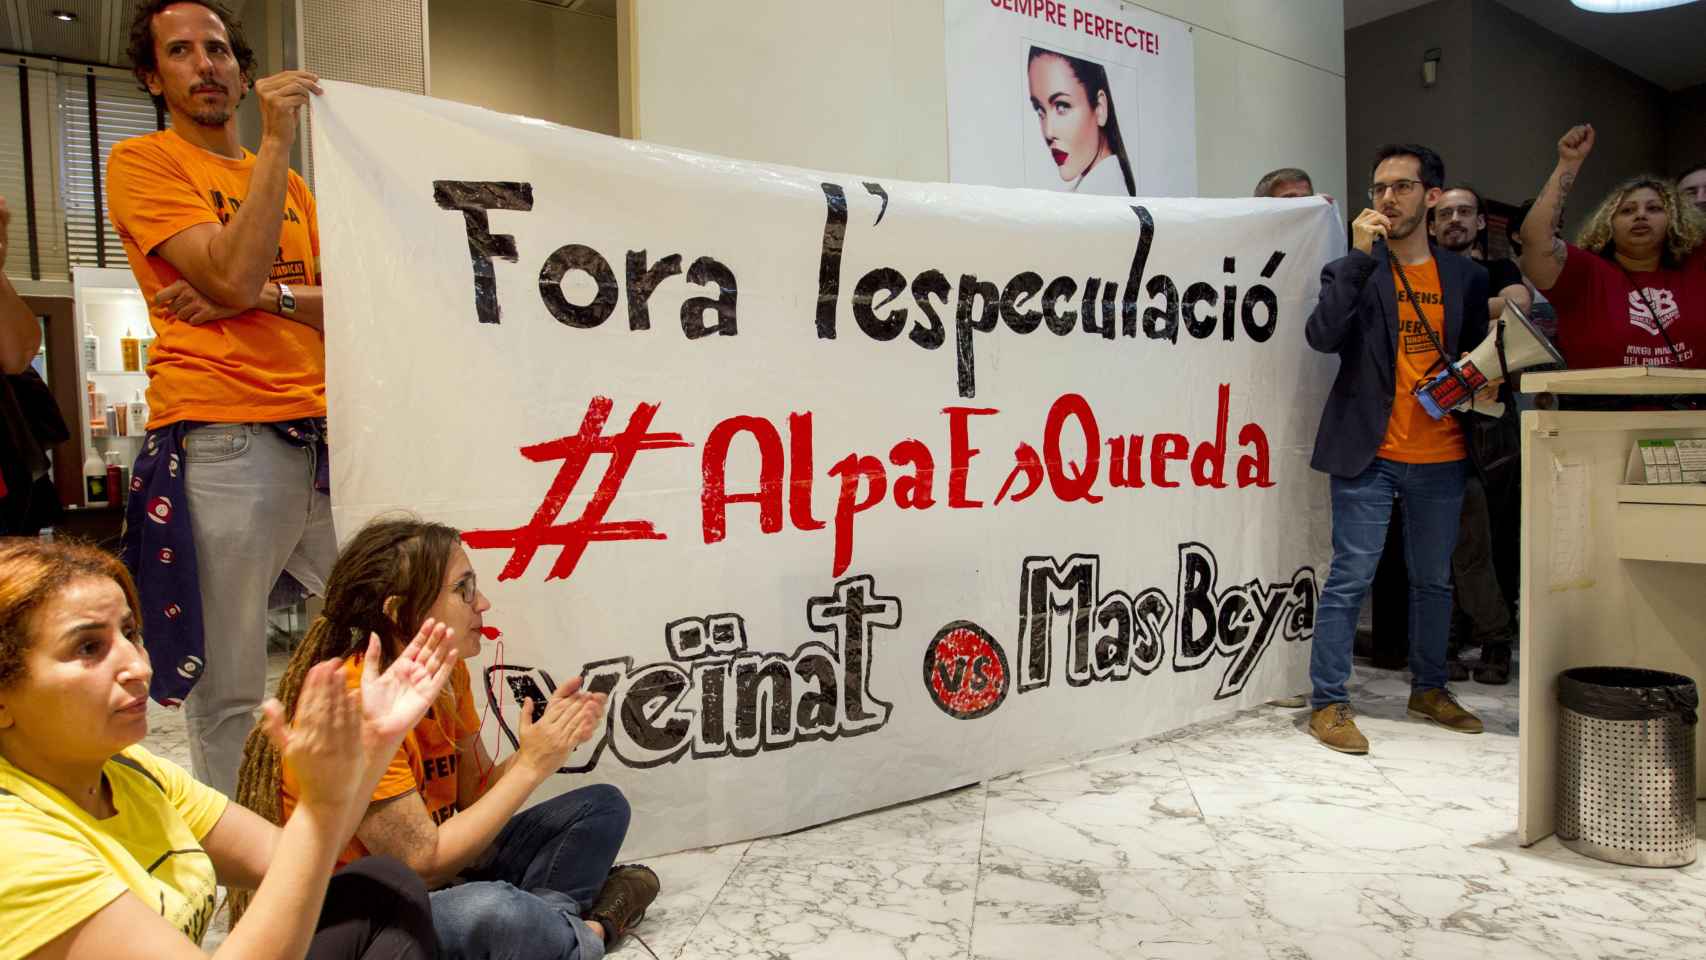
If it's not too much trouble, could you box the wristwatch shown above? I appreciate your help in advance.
[277,282,296,317]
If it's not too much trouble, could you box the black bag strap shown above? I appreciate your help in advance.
[1388,249,1480,403]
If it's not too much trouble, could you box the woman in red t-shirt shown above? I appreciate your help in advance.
[1519,124,1706,369]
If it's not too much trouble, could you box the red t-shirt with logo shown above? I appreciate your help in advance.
[1544,242,1705,369]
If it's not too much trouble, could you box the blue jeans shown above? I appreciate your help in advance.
[1310,457,1469,709]
[431,784,630,960]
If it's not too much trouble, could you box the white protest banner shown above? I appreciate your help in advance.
[945,0,1197,197]
[312,80,1337,857]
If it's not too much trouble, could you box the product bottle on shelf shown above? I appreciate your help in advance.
[83,449,108,507]
[82,322,99,372]
[129,391,148,435]
[121,328,141,372]
[105,453,123,506]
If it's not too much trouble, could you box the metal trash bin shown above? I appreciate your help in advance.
[1556,667,1698,867]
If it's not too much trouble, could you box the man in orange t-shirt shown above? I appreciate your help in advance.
[1302,143,1492,756]
[106,0,332,795]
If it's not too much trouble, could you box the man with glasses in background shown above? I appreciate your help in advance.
[1431,185,1527,685]
[1301,144,1491,754]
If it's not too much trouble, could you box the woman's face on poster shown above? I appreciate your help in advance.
[1028,54,1108,184]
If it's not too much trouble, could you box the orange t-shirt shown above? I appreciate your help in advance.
[281,659,481,866]
[1377,259,1467,464]
[106,129,325,428]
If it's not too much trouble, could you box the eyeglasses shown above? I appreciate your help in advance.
[1368,179,1422,202]
[449,571,479,606]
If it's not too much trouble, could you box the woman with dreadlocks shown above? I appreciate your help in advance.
[0,538,455,960]
[235,517,658,960]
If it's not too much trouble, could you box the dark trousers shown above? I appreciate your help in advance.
[308,856,436,960]
[1452,475,1513,644]
[431,784,632,960]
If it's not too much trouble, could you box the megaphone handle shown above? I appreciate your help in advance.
[1496,312,1510,396]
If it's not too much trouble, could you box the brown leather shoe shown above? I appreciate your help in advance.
[586,864,660,946]
[1407,688,1484,733]
[1309,703,1369,754]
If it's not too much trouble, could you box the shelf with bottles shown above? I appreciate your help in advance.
[73,267,153,507]
[81,321,154,377]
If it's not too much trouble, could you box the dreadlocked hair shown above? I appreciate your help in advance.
[229,515,463,921]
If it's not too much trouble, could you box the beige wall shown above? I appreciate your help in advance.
[627,0,1347,203]
[628,0,948,183]
[1469,0,1665,235]
[428,0,619,135]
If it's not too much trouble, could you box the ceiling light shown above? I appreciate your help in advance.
[50,10,78,21]
[1569,0,1699,11]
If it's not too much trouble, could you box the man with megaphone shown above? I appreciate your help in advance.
[1301,143,1492,756]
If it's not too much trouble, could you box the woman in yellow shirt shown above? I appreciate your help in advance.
[0,539,457,960]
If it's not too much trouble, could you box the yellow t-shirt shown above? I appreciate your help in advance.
[1377,258,1468,463]
[0,746,228,958]
[106,128,325,429]
[281,659,481,867]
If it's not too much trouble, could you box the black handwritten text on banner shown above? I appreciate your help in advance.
[313,81,1339,857]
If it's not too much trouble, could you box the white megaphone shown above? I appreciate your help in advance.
[1415,301,1565,420]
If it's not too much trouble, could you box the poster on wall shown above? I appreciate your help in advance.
[945,0,1197,198]
[312,81,1335,858]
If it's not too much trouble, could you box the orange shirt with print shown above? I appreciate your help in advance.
[106,129,325,429]
[1377,259,1467,463]
[281,660,481,867]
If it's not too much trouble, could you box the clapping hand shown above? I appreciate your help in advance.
[357,618,459,752]
[260,660,364,815]
[515,675,608,778]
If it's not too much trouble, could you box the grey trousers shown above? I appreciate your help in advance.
[180,422,336,795]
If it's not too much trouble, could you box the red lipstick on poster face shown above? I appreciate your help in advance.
[1051,148,1068,166]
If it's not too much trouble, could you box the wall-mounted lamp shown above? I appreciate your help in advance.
[1422,48,1442,88]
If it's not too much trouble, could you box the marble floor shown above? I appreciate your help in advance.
[145,660,1706,959]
